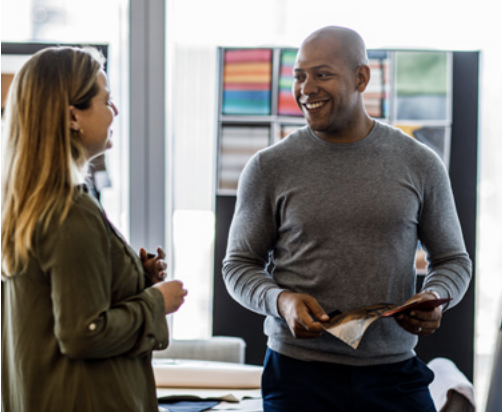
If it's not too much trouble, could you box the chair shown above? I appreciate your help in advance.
[152,336,246,364]
[428,358,475,412]
[485,320,502,412]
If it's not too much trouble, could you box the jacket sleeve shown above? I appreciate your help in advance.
[222,153,285,318]
[37,197,168,360]
[418,151,473,310]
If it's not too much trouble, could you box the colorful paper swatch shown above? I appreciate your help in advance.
[222,49,272,116]
[363,51,390,119]
[395,51,449,121]
[218,125,270,191]
[278,49,302,116]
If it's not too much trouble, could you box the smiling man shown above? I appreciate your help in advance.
[222,26,472,412]
[293,27,373,144]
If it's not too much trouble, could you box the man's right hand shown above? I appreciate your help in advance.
[277,291,329,338]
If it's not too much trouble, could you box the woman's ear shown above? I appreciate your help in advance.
[68,105,80,132]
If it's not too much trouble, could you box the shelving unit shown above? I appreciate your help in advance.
[213,47,479,381]
[216,48,453,195]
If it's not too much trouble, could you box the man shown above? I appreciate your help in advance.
[222,26,472,412]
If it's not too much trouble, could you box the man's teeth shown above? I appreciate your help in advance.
[306,101,325,109]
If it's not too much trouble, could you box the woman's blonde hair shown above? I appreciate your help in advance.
[1,46,106,277]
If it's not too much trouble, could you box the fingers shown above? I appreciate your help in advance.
[305,297,330,323]
[157,246,166,259]
[396,307,442,336]
[156,259,168,280]
[154,280,188,314]
[278,292,328,339]
[293,309,324,337]
[140,246,168,282]
[293,296,328,337]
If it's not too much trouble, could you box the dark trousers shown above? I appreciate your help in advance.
[262,348,437,412]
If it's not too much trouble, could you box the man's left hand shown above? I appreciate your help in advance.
[395,292,443,336]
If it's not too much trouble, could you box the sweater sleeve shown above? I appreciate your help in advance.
[37,197,168,360]
[222,153,285,318]
[418,151,472,309]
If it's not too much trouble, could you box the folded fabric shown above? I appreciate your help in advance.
[428,357,475,411]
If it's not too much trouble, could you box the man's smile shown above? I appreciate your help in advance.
[302,100,329,111]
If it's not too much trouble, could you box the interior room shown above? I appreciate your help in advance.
[2,0,501,411]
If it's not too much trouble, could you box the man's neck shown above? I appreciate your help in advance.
[315,115,375,144]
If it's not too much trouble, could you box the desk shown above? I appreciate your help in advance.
[159,398,262,412]
[157,388,262,412]
[154,359,263,411]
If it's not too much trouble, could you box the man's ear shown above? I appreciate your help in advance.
[68,105,80,131]
[355,64,371,93]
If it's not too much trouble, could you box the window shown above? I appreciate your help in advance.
[1,0,130,238]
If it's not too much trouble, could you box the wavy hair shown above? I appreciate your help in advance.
[1,46,105,277]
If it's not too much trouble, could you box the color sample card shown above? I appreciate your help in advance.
[222,49,273,116]
[278,49,302,116]
[218,125,270,191]
[364,50,390,119]
[395,51,449,121]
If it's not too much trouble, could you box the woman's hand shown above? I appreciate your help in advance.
[153,280,188,314]
[140,246,167,284]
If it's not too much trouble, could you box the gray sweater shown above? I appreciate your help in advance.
[222,120,472,366]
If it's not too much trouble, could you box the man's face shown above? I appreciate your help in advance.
[293,37,360,140]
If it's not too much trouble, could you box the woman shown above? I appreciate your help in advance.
[1,46,187,411]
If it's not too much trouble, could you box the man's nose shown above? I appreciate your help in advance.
[301,76,318,95]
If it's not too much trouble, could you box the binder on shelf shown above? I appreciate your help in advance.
[395,51,449,121]
[222,49,273,116]
[277,49,302,117]
[364,51,390,120]
[216,48,454,196]
[218,125,270,192]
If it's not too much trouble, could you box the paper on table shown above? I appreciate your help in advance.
[156,387,262,403]
[211,399,263,411]
[153,359,262,389]
[321,298,451,349]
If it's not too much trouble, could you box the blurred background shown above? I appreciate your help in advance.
[2,0,501,409]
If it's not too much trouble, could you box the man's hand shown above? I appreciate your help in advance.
[395,291,443,336]
[277,291,329,339]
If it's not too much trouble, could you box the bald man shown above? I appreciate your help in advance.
[223,26,471,411]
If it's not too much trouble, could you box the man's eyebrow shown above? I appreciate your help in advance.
[293,64,333,72]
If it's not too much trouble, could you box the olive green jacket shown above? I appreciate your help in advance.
[2,187,168,411]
